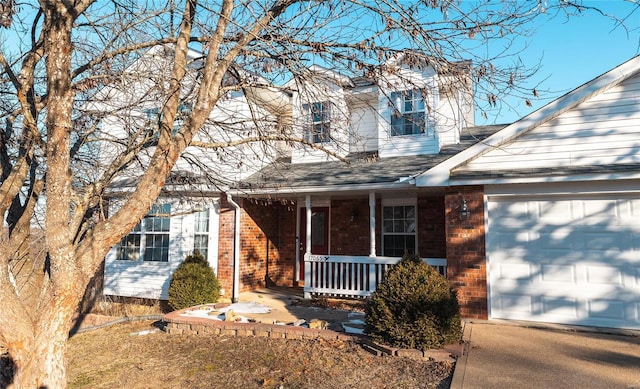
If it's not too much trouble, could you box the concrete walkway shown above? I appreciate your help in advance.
[452,321,640,389]
[236,288,365,333]
[236,289,640,388]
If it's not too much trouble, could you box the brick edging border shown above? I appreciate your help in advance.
[163,311,461,363]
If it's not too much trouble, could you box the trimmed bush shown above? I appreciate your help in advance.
[168,253,220,310]
[364,253,462,350]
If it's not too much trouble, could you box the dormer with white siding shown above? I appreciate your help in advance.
[289,54,474,164]
[377,54,474,158]
[290,66,353,164]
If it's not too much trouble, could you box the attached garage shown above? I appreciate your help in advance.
[486,184,640,329]
[416,55,640,328]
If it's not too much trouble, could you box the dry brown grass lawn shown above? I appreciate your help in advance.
[67,320,453,388]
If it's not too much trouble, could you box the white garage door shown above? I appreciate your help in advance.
[487,193,640,329]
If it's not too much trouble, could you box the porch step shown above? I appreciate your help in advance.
[341,313,365,335]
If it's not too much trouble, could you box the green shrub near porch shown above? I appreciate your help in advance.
[168,253,220,310]
[364,253,462,350]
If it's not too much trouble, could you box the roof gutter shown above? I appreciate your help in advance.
[229,180,419,197]
[226,194,241,303]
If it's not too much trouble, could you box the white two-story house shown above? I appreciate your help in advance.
[233,52,488,302]
[103,49,485,305]
[104,46,640,330]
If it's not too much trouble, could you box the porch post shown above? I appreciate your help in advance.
[305,195,312,257]
[304,195,312,298]
[369,191,376,257]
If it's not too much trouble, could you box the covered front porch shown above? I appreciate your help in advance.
[289,191,448,299]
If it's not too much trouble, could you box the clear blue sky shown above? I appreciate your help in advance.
[482,1,640,125]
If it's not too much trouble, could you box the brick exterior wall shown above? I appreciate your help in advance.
[330,198,370,256]
[217,199,235,297]
[217,199,297,296]
[445,186,488,319]
[417,196,446,258]
[330,195,445,258]
[241,199,297,291]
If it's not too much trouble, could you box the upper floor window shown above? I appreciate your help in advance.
[390,90,427,136]
[144,102,192,135]
[118,203,171,262]
[303,101,331,143]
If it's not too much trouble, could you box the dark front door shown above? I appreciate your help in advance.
[299,207,329,280]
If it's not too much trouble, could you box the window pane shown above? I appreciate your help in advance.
[391,89,425,137]
[405,206,415,218]
[195,210,209,233]
[383,220,394,233]
[118,234,141,260]
[305,102,330,143]
[311,211,325,246]
[405,220,416,233]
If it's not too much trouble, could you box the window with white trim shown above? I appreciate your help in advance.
[118,203,171,262]
[193,209,210,259]
[303,101,331,143]
[390,89,428,136]
[382,204,416,257]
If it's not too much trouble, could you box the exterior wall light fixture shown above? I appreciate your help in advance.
[350,207,359,222]
[460,198,470,221]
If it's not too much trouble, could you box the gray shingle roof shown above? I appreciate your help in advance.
[238,125,506,190]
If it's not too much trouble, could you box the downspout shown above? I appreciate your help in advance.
[227,194,241,303]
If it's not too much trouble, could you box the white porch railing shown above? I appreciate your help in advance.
[303,255,447,299]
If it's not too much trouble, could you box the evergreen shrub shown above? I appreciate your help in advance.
[168,252,220,310]
[364,253,462,350]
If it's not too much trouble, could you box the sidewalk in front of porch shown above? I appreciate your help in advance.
[235,287,365,333]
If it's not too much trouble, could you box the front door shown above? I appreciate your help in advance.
[299,207,329,280]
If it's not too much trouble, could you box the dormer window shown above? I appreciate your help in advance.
[390,89,428,136]
[303,101,331,143]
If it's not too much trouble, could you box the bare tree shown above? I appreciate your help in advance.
[0,0,635,386]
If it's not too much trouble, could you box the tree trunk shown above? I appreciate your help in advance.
[6,304,74,388]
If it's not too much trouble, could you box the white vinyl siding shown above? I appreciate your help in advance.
[377,64,439,158]
[458,74,640,173]
[104,199,220,300]
[349,103,378,153]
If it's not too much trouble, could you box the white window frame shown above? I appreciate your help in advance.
[381,198,418,257]
[390,89,429,136]
[303,101,331,143]
[193,208,211,260]
[117,203,171,262]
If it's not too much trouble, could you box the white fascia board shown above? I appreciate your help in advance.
[450,171,640,186]
[416,54,640,188]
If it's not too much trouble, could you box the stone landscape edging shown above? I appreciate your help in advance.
[163,310,461,363]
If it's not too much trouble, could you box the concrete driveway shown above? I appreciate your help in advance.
[452,321,640,389]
